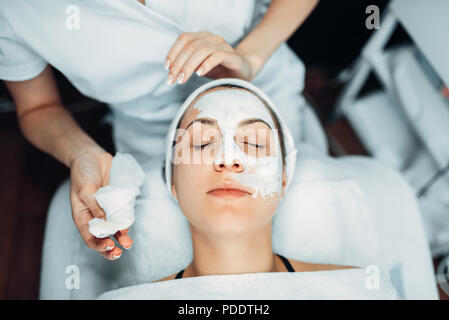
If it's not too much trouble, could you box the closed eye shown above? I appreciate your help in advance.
[244,141,265,149]
[193,142,214,150]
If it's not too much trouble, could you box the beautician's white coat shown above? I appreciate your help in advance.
[0,0,315,162]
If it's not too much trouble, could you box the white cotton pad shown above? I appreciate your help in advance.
[88,153,145,238]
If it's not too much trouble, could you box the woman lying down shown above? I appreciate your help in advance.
[98,79,399,299]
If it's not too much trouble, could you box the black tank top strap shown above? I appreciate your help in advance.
[175,268,185,279]
[276,253,295,272]
[176,255,294,278]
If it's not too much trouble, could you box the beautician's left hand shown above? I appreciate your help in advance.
[164,31,258,85]
[70,149,133,260]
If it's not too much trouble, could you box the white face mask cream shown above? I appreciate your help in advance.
[191,88,283,200]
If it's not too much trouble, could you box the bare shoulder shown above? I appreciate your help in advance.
[290,259,358,272]
[152,272,178,283]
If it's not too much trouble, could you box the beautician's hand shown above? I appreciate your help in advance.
[69,149,133,260]
[164,31,259,85]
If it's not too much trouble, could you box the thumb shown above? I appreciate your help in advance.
[79,184,106,220]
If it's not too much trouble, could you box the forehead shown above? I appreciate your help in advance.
[180,87,273,129]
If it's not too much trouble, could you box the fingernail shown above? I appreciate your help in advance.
[106,246,114,251]
[166,73,173,85]
[195,68,203,76]
[177,72,184,84]
[163,59,170,70]
[112,254,121,259]
[124,245,133,250]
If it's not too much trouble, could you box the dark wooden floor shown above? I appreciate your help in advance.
[0,67,447,299]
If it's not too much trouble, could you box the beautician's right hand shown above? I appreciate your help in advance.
[69,149,133,260]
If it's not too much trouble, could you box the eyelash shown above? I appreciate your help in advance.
[244,141,264,149]
[193,141,265,150]
[193,142,213,150]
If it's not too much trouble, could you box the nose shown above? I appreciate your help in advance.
[214,158,244,173]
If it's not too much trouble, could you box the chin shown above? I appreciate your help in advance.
[208,201,254,217]
[206,219,253,236]
[205,204,265,232]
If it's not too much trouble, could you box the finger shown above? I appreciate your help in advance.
[168,43,197,85]
[114,230,133,249]
[100,246,123,261]
[79,221,114,251]
[79,183,106,219]
[71,193,103,248]
[73,209,114,251]
[89,237,116,252]
[165,31,210,71]
[166,32,211,84]
[71,187,115,255]
[197,51,227,77]
[84,231,116,252]
[176,44,214,84]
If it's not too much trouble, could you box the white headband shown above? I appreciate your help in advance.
[164,78,297,199]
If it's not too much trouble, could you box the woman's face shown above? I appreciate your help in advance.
[172,87,286,235]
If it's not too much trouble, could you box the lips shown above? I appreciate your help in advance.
[207,181,252,198]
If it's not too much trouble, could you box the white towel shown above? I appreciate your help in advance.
[97,269,399,300]
[88,153,145,238]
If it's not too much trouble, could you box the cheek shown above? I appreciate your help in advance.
[253,194,280,216]
[173,164,208,207]
[174,165,195,191]
[231,156,283,200]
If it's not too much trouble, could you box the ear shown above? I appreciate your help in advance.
[281,170,287,197]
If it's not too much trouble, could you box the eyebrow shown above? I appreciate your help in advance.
[184,118,217,131]
[238,118,272,129]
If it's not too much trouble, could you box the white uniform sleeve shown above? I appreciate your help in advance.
[0,9,47,81]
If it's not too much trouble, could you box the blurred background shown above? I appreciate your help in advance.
[1,0,448,299]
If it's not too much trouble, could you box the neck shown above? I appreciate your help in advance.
[184,223,281,278]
